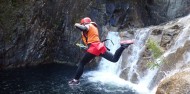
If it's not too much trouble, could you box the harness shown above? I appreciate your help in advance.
[80,33,114,51]
[101,39,114,51]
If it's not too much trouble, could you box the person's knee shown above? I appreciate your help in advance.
[112,59,118,63]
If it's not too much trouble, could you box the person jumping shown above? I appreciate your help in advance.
[68,17,134,85]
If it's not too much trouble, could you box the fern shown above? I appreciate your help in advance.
[146,38,164,69]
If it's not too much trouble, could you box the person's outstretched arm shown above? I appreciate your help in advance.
[74,23,89,32]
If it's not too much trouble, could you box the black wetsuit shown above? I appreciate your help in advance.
[74,43,127,80]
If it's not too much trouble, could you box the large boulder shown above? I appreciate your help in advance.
[156,70,190,94]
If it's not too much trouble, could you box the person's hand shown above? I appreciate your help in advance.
[74,23,80,27]
[76,43,87,50]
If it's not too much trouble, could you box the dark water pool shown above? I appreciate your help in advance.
[0,63,136,94]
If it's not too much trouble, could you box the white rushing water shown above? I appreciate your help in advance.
[97,32,122,75]
[125,28,151,81]
[149,14,190,93]
[84,31,150,94]
[84,32,123,83]
[164,15,190,57]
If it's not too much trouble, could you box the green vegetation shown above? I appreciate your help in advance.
[147,38,163,58]
[146,38,164,69]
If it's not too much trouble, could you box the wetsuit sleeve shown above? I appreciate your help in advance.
[74,23,89,32]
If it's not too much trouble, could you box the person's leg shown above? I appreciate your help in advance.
[101,40,134,62]
[74,52,96,80]
[100,47,125,62]
[69,52,95,85]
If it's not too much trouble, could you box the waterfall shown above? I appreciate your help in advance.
[120,28,157,90]
[84,32,123,83]
[162,15,190,67]
[84,31,150,94]
[83,14,190,94]
[145,14,190,93]
[164,23,190,57]
[139,15,190,92]
[97,32,122,75]
[124,28,151,81]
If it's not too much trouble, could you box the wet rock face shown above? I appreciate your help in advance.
[105,0,149,28]
[0,0,84,68]
[0,0,148,69]
[0,0,190,69]
[160,25,181,50]
[146,0,190,25]
[156,70,190,94]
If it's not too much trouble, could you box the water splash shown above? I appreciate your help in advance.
[83,31,150,94]
[97,32,122,75]
[84,32,122,81]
